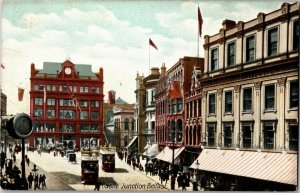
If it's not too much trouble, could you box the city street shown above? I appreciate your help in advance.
[15,150,168,191]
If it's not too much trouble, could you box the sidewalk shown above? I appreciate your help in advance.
[14,151,74,190]
[120,156,195,191]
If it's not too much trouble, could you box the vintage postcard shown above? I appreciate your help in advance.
[0,0,298,191]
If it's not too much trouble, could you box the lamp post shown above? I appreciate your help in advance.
[170,120,175,190]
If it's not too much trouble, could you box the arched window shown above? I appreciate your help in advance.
[131,119,135,131]
[186,126,189,145]
[177,119,182,143]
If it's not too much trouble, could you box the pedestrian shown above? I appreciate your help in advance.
[42,174,46,189]
[12,154,16,163]
[38,174,43,188]
[34,173,39,190]
[94,182,100,191]
[26,157,30,167]
[182,174,187,191]
[27,172,33,189]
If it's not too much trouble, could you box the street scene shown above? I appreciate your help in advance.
[0,0,299,191]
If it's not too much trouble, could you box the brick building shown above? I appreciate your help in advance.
[29,60,104,149]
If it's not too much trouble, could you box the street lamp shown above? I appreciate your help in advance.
[170,120,175,190]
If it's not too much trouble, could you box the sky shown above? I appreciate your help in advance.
[0,0,295,115]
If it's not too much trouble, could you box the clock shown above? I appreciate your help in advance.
[65,67,71,75]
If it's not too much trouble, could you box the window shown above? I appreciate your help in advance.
[242,124,252,148]
[34,84,39,91]
[227,42,235,67]
[151,90,156,103]
[47,110,55,118]
[52,85,56,91]
[223,124,233,147]
[177,98,183,112]
[246,35,255,62]
[59,110,76,119]
[289,124,298,150]
[73,86,77,93]
[59,99,74,106]
[80,86,88,93]
[268,27,278,56]
[44,122,55,132]
[34,98,43,105]
[145,91,148,104]
[46,85,51,91]
[80,111,88,120]
[264,123,275,149]
[208,93,216,114]
[172,99,177,114]
[34,109,43,117]
[290,81,299,109]
[79,100,88,107]
[243,88,252,111]
[207,124,215,146]
[224,91,233,113]
[210,48,218,71]
[124,118,129,130]
[265,85,275,110]
[91,112,99,120]
[177,119,183,143]
[91,101,99,108]
[80,124,99,133]
[91,87,99,93]
[47,99,55,106]
[293,20,299,50]
[59,86,68,92]
[60,124,75,133]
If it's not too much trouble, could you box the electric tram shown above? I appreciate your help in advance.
[99,146,116,172]
[81,150,99,183]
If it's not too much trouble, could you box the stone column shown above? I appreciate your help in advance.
[217,88,223,147]
[234,85,241,148]
[254,82,262,149]
[277,78,286,150]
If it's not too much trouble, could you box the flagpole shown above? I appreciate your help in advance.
[197,3,199,58]
[149,38,150,75]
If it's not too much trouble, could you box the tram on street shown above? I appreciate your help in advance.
[99,146,116,172]
[81,150,99,184]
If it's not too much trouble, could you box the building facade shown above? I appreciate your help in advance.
[155,57,202,169]
[196,2,298,190]
[134,72,146,154]
[113,105,135,151]
[144,67,161,146]
[29,60,104,149]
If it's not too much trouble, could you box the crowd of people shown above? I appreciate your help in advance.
[117,150,192,191]
[0,145,47,190]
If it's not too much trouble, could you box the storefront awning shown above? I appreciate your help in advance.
[190,149,297,185]
[144,143,151,150]
[156,146,185,164]
[143,144,159,157]
[126,136,138,149]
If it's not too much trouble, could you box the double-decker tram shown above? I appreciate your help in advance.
[81,150,99,184]
[99,146,116,172]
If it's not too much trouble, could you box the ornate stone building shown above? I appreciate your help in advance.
[191,2,298,191]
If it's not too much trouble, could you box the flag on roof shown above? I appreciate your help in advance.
[149,38,158,50]
[198,6,203,37]
[18,87,24,101]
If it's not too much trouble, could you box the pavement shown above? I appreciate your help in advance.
[11,149,201,191]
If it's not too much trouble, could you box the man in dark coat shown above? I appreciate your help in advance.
[27,173,33,189]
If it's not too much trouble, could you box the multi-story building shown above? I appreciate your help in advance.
[191,2,298,191]
[155,57,201,169]
[144,67,161,145]
[29,60,104,149]
[184,61,204,163]
[113,104,135,152]
[134,72,146,154]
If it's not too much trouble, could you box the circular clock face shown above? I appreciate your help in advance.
[65,67,71,75]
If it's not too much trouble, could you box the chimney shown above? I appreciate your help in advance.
[150,67,160,75]
[160,63,166,78]
[222,19,236,30]
[108,90,116,104]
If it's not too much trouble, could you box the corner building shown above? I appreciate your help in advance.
[191,3,298,191]
[29,60,104,149]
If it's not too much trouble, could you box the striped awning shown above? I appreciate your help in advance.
[156,146,185,163]
[126,136,138,149]
[190,149,297,185]
[143,144,159,157]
